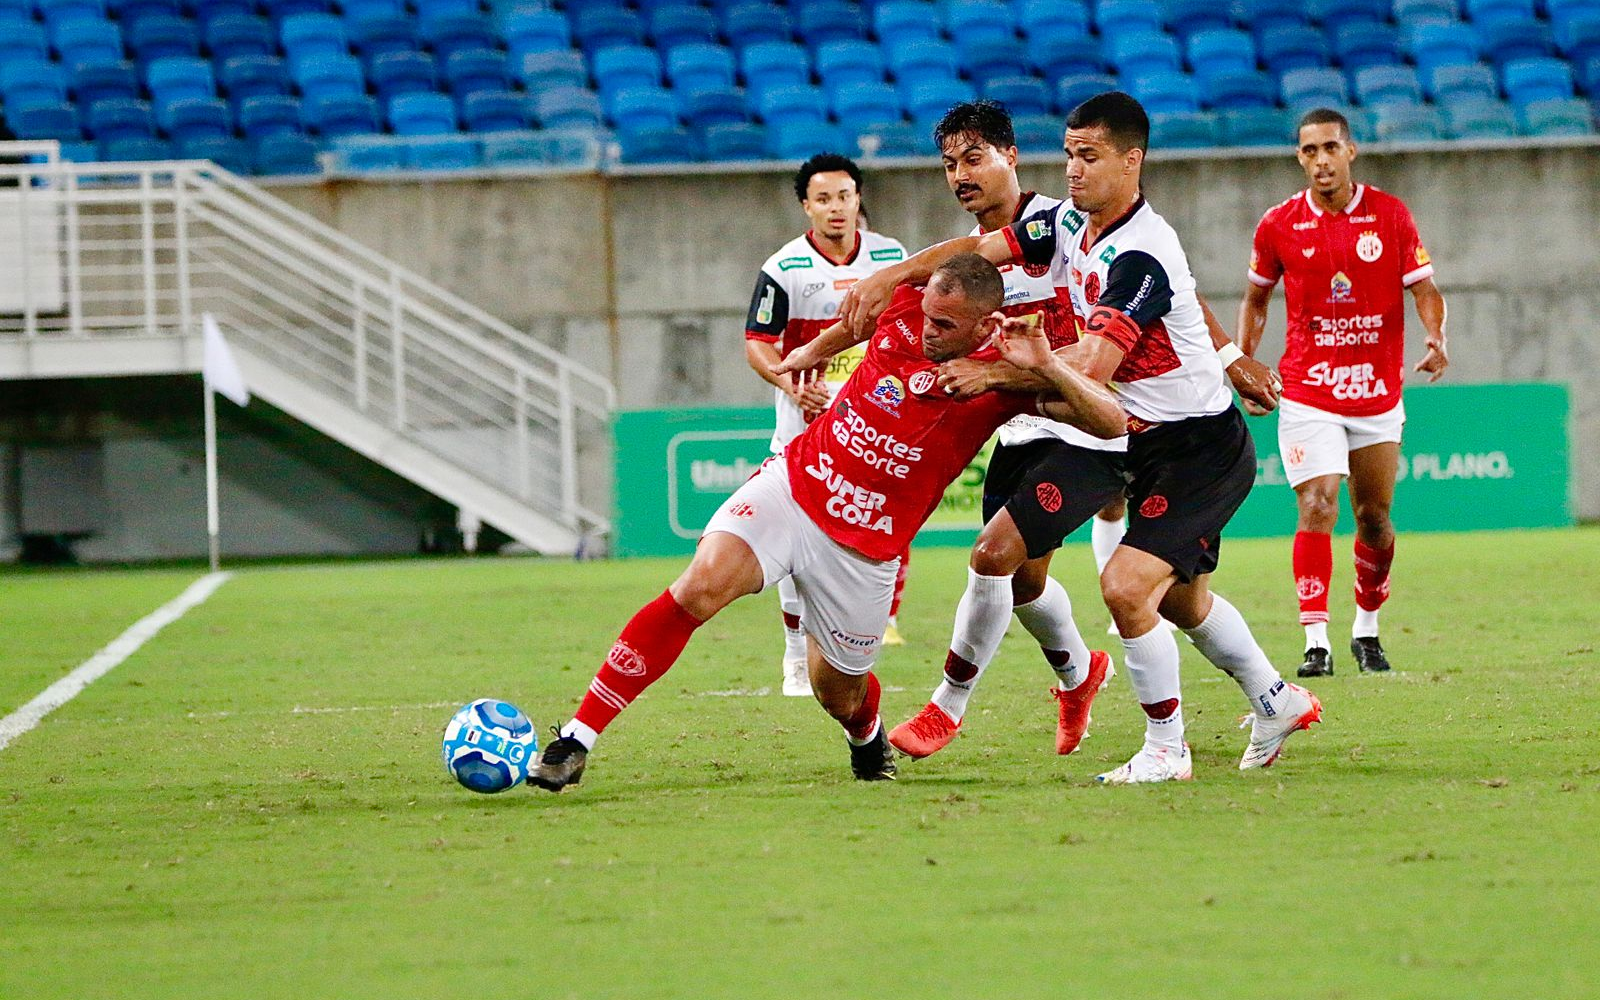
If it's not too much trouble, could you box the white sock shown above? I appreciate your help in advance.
[1091,514,1125,574]
[930,569,1013,722]
[778,576,807,661]
[1184,593,1292,717]
[1353,608,1380,638]
[1013,575,1092,690]
[1303,620,1329,651]
[1120,625,1184,750]
[559,718,599,751]
[845,716,881,746]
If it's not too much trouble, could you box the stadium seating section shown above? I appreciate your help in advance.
[1,0,1595,174]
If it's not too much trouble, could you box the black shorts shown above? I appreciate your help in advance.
[982,438,1128,560]
[1122,406,1256,583]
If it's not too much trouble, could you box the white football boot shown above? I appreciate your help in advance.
[781,657,812,697]
[1238,682,1323,770]
[1096,742,1193,784]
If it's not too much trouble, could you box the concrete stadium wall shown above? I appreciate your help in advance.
[270,143,1600,522]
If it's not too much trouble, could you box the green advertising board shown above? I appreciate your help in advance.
[613,384,1571,558]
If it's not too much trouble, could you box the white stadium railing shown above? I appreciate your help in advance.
[0,141,614,554]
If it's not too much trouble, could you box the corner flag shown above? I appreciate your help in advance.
[202,313,250,406]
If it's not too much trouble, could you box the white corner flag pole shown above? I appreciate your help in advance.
[201,314,251,573]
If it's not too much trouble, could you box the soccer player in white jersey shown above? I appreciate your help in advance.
[842,93,1321,781]
[1238,107,1449,678]
[743,153,909,696]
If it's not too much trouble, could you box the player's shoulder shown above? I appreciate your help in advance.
[1358,184,1414,218]
[1258,190,1311,225]
[760,233,823,276]
[876,285,924,338]
[1116,200,1186,260]
[860,229,907,264]
[1023,191,1064,214]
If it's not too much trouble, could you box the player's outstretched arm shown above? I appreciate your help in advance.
[749,339,830,418]
[771,321,860,377]
[1410,277,1449,382]
[995,316,1126,439]
[838,231,1015,336]
[1201,293,1280,415]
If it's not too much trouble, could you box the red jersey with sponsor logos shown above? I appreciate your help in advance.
[785,285,1038,561]
[1249,184,1434,416]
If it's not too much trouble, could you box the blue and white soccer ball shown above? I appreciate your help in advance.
[441,699,538,793]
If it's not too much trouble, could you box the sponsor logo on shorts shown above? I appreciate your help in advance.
[1296,575,1326,600]
[1139,495,1169,518]
[1036,482,1063,513]
[1355,231,1383,263]
[605,641,647,677]
[1083,272,1101,305]
[829,627,880,651]
[1284,443,1306,467]
[727,501,757,519]
[907,369,937,395]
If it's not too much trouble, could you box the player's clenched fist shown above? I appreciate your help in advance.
[1225,354,1282,415]
[993,312,1052,371]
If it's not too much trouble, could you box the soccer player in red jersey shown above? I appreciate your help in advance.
[1238,108,1449,677]
[528,255,1125,791]
[743,153,910,697]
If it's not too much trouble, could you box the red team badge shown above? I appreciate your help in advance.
[1140,495,1169,518]
[1083,272,1101,305]
[908,369,937,395]
[1036,482,1063,513]
[727,502,757,519]
[605,641,647,677]
[1296,575,1327,600]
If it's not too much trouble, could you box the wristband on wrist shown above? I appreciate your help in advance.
[1216,342,1244,367]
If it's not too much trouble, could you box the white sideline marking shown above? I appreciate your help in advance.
[0,572,234,752]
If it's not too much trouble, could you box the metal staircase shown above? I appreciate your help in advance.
[0,142,613,553]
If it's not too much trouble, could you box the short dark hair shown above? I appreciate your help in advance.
[1297,107,1352,142]
[793,152,862,202]
[933,100,1016,154]
[930,253,1005,314]
[1065,91,1150,153]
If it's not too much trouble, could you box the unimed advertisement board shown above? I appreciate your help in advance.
[613,384,1571,558]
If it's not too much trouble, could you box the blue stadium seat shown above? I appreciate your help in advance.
[369,50,436,100]
[0,19,49,60]
[1054,72,1119,113]
[1402,21,1479,72]
[414,0,477,19]
[956,37,1029,85]
[147,56,215,102]
[571,6,643,55]
[1018,0,1091,38]
[701,120,767,159]
[1373,102,1444,140]
[1163,0,1234,38]
[741,41,809,93]
[1149,109,1219,147]
[1,60,68,108]
[300,91,379,135]
[1332,22,1401,71]
[252,132,320,173]
[1281,66,1350,106]
[117,0,179,19]
[668,42,737,92]
[1307,0,1390,21]
[1439,93,1516,135]
[902,76,975,123]
[886,38,958,87]
[40,0,108,24]
[855,119,926,156]
[1582,53,1600,94]
[203,14,275,61]
[348,14,419,59]
[1426,62,1498,100]
[1464,0,1535,20]
[1110,30,1184,76]
[476,130,548,168]
[237,93,301,135]
[874,0,939,45]
[1199,68,1278,108]
[679,85,747,127]
[343,0,401,21]
[1217,105,1293,145]
[593,44,662,94]
[193,0,257,28]
[331,134,405,171]
[1556,13,1600,66]
[607,84,678,129]
[794,1,865,48]
[1130,70,1201,112]
[1502,56,1576,104]
[616,124,696,163]
[57,140,99,161]
[766,118,851,158]
[1028,32,1106,80]
[100,135,172,159]
[502,7,568,56]
[1548,0,1600,24]
[408,134,481,170]
[418,12,496,58]
[279,12,345,56]
[178,134,251,171]
[1096,0,1163,33]
[221,55,290,98]
[944,0,1016,44]
[71,59,140,103]
[1393,0,1458,21]
[649,5,715,48]
[1476,17,1556,66]
[127,12,198,62]
[445,47,508,96]
[1354,64,1423,105]
[261,0,335,19]
[815,39,884,88]
[982,75,1051,116]
[759,82,827,126]
[534,86,603,130]
[158,95,230,140]
[291,53,364,98]
[87,96,155,139]
[1515,95,1595,133]
[10,102,82,141]
[519,49,586,90]
[1259,25,1330,73]
[723,2,791,47]
[1236,0,1314,34]
[831,80,901,129]
[388,90,457,133]
[1008,111,1061,151]
[461,89,529,130]
[52,18,124,65]
[1187,29,1256,76]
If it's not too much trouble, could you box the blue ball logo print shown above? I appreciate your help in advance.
[442,698,538,793]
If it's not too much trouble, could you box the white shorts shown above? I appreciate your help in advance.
[701,459,898,676]
[1277,398,1406,488]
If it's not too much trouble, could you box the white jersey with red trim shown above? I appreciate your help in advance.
[1007,197,1233,425]
[1248,184,1434,417]
[744,229,908,452]
[975,192,1126,452]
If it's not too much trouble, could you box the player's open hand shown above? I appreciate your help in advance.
[772,343,820,377]
[1225,354,1281,415]
[1414,336,1449,383]
[839,270,896,337]
[994,312,1053,372]
[935,357,992,400]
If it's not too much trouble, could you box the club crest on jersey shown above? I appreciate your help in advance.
[1083,272,1101,305]
[907,369,937,395]
[1355,231,1383,262]
[1023,261,1050,277]
[869,374,906,414]
[1330,271,1355,302]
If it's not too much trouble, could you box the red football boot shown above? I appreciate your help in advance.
[888,703,961,759]
[1052,650,1111,755]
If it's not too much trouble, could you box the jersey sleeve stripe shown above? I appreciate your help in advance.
[745,329,780,342]
[1401,263,1435,287]
[1001,225,1023,262]
[1247,268,1277,287]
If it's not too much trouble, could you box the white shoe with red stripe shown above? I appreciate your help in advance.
[1095,742,1193,784]
[1238,682,1323,770]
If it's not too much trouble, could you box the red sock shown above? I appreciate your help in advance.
[1292,530,1332,625]
[842,671,881,742]
[890,548,910,618]
[574,590,703,736]
[1353,539,1394,611]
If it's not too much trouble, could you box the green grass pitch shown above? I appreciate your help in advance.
[3,527,1598,999]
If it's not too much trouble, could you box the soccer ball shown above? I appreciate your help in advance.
[441,699,538,793]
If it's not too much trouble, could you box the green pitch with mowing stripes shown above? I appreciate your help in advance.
[3,528,1598,999]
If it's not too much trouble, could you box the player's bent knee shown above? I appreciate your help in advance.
[969,523,1028,577]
